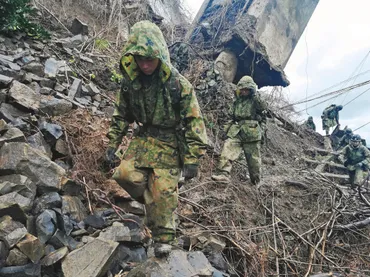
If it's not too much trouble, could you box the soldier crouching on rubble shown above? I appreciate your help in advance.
[212,76,267,185]
[338,134,370,189]
[105,21,208,244]
[303,116,316,131]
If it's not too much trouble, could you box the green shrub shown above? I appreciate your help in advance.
[0,0,50,38]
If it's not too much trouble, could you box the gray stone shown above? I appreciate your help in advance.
[208,252,228,271]
[0,89,7,103]
[0,240,9,267]
[0,142,66,192]
[21,56,36,65]
[9,118,30,133]
[0,127,25,148]
[6,248,28,266]
[93,94,101,102]
[0,103,29,122]
[48,229,80,251]
[33,192,62,215]
[99,222,131,242]
[9,81,41,111]
[110,245,147,273]
[54,139,69,156]
[0,216,27,247]
[68,78,82,100]
[62,196,87,222]
[54,83,66,93]
[0,192,33,214]
[127,259,170,277]
[39,87,52,95]
[38,121,63,141]
[39,78,55,88]
[13,50,30,62]
[28,82,40,94]
[117,201,145,215]
[188,251,214,276]
[0,54,14,63]
[27,132,52,158]
[83,214,105,229]
[55,92,84,108]
[0,66,24,80]
[204,236,226,252]
[62,238,118,277]
[36,210,57,244]
[39,97,73,116]
[22,73,43,84]
[44,244,55,255]
[0,203,27,226]
[0,263,41,277]
[71,18,89,36]
[0,55,21,71]
[40,246,68,266]
[59,214,73,236]
[60,178,81,196]
[75,96,91,106]
[59,34,88,49]
[23,62,44,77]
[44,58,59,78]
[0,74,13,88]
[16,233,44,263]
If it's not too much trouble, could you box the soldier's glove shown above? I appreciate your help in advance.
[106,147,118,168]
[183,164,198,180]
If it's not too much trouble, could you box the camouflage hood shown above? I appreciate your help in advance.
[236,76,257,97]
[120,20,171,83]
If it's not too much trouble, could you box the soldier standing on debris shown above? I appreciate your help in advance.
[339,134,370,189]
[337,128,353,149]
[303,116,316,131]
[105,21,208,243]
[321,104,343,135]
[212,76,267,185]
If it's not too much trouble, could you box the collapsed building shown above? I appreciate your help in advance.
[186,0,319,87]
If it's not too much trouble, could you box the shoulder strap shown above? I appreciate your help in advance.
[166,68,182,107]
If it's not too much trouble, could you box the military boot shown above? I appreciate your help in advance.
[211,173,230,182]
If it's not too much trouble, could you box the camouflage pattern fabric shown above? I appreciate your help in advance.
[107,21,208,242]
[322,105,340,131]
[217,137,261,185]
[113,158,179,242]
[216,76,265,185]
[304,117,316,131]
[339,144,370,186]
[338,133,352,149]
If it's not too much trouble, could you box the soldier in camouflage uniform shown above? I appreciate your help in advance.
[105,21,208,243]
[212,76,267,185]
[303,116,316,131]
[339,134,370,189]
[337,128,353,150]
[321,104,343,135]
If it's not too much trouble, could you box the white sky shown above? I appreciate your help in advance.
[184,0,370,144]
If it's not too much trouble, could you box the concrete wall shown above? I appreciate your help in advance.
[248,0,319,68]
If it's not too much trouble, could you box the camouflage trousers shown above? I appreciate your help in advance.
[112,157,180,242]
[322,118,336,134]
[348,168,365,188]
[217,137,261,185]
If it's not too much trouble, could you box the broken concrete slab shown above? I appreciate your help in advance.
[39,97,73,116]
[71,18,89,36]
[0,216,27,247]
[8,81,41,111]
[36,210,57,244]
[27,132,52,158]
[5,248,29,266]
[62,195,87,222]
[67,78,82,100]
[62,238,119,277]
[0,74,13,88]
[0,142,66,192]
[16,233,44,263]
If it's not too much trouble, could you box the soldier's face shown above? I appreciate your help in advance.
[351,141,360,148]
[239,88,251,96]
[135,56,160,75]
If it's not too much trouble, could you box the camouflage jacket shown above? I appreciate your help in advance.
[304,120,316,131]
[339,144,370,170]
[107,21,208,169]
[322,105,339,121]
[226,93,267,142]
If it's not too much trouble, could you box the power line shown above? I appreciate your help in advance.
[343,87,370,107]
[281,79,370,109]
[354,121,370,132]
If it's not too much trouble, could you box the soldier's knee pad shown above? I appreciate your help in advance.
[113,160,148,199]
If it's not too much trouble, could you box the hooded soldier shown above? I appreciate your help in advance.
[321,104,343,135]
[212,76,267,185]
[339,134,370,189]
[303,116,316,131]
[105,21,208,243]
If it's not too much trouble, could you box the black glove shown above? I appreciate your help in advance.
[106,147,118,168]
[343,160,349,167]
[183,164,198,180]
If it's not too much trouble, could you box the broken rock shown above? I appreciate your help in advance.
[62,195,87,222]
[38,121,63,141]
[9,81,41,111]
[62,238,119,277]
[67,77,82,100]
[5,248,28,266]
[188,251,214,276]
[39,97,73,116]
[41,246,68,266]
[0,143,66,192]
[0,216,27,247]
[16,233,44,263]
[27,132,52,158]
[36,210,57,244]
[33,192,62,215]
[99,222,131,242]
[23,62,44,77]
[71,18,89,36]
[0,263,41,277]
[0,103,29,123]
[0,74,13,88]
[0,240,9,267]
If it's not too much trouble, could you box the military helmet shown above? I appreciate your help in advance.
[351,134,361,141]
[345,128,352,134]
[308,116,313,120]
[337,105,343,111]
[237,76,257,93]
